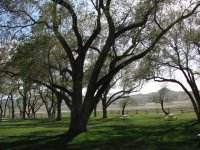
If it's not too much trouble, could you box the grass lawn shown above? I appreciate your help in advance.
[0,113,200,150]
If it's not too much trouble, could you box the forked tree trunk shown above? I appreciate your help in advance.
[67,98,92,136]
[67,62,88,135]
[68,111,89,135]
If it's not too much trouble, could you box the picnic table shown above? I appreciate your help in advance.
[164,114,177,121]
[0,118,8,121]
[120,115,129,119]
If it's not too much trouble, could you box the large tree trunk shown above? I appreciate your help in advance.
[68,96,87,135]
[67,60,91,136]
[68,111,89,136]
[67,97,91,136]
[56,93,62,121]
[160,100,169,116]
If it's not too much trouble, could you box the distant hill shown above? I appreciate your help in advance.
[131,90,190,105]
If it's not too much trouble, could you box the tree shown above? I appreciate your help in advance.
[1,0,199,136]
[150,86,173,115]
[28,87,43,118]
[0,77,18,119]
[9,35,72,120]
[119,97,137,115]
[143,16,200,120]
[7,91,15,119]
[17,80,32,119]
[101,68,142,118]
[39,87,57,119]
[3,95,9,118]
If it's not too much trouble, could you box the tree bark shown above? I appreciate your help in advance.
[32,112,36,119]
[68,112,88,136]
[47,110,51,118]
[67,57,88,135]
[22,95,27,119]
[56,93,62,121]
[0,104,2,118]
[101,90,108,119]
[190,101,200,121]
[68,98,90,135]
[11,104,15,119]
[191,88,200,121]
[10,94,15,119]
[160,100,169,116]
[102,98,107,118]
[196,111,200,121]
[3,97,9,118]
[93,105,97,117]
[122,105,126,115]
[52,93,56,118]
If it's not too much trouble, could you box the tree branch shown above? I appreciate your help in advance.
[52,0,83,50]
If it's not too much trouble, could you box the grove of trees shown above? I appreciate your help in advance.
[0,0,200,137]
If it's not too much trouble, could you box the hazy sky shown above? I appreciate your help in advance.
[137,80,183,94]
[137,70,200,94]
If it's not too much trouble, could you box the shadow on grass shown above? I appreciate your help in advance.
[0,119,70,129]
[67,123,200,150]
[1,117,200,150]
[0,132,76,150]
[180,120,200,127]
[68,118,200,150]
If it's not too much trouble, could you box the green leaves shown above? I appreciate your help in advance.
[10,35,52,80]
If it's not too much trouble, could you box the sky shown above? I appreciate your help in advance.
[137,80,183,94]
[136,70,200,94]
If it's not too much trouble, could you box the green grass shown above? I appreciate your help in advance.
[0,113,200,150]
